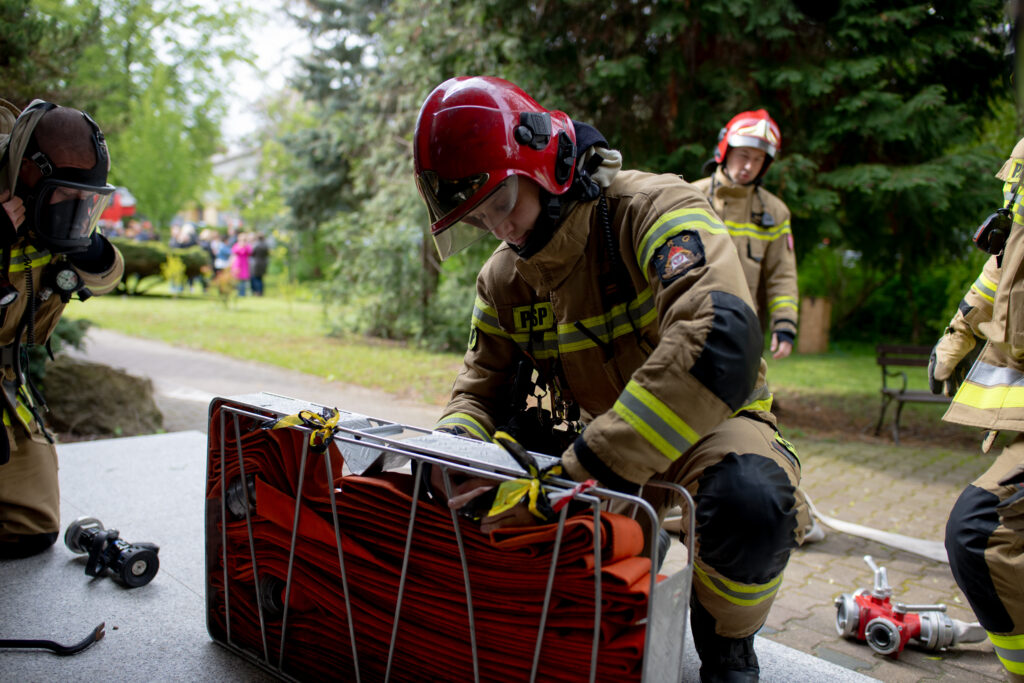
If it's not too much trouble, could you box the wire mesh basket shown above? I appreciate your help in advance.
[205,392,694,683]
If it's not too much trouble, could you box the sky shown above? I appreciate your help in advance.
[222,3,310,150]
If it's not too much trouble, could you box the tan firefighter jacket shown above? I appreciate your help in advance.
[0,97,125,444]
[692,167,798,341]
[944,136,1024,431]
[0,236,124,444]
[437,164,773,491]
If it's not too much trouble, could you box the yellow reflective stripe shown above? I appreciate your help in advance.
[3,398,35,430]
[722,219,792,241]
[953,383,1024,410]
[613,380,699,461]
[694,565,782,606]
[768,296,798,314]
[471,297,514,340]
[1003,180,1024,227]
[556,288,657,353]
[8,245,52,272]
[971,273,997,303]
[988,632,1024,673]
[474,289,659,362]
[636,207,727,273]
[435,413,491,442]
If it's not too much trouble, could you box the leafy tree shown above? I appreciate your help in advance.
[288,0,1009,347]
[0,0,98,108]
[4,0,253,232]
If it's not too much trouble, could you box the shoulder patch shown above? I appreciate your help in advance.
[467,325,478,351]
[652,230,706,284]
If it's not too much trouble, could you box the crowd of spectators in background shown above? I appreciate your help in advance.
[98,217,273,297]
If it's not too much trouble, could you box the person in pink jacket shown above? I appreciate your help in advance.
[230,232,253,296]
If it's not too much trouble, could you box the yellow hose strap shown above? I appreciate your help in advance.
[487,431,564,522]
[268,407,340,453]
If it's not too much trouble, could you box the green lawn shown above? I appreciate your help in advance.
[66,290,906,408]
[63,291,465,406]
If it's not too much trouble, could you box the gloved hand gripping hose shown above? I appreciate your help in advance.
[452,431,595,533]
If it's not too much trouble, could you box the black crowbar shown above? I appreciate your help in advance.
[0,622,105,656]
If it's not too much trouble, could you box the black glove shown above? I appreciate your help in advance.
[67,233,115,273]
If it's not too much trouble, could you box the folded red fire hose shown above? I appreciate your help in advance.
[204,395,692,682]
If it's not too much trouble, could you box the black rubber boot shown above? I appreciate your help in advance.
[0,531,58,559]
[690,595,759,682]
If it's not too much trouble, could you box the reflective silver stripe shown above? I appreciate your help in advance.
[483,289,658,361]
[722,219,792,241]
[966,361,1024,388]
[613,381,699,460]
[993,643,1024,664]
[694,565,781,606]
[435,414,491,442]
[768,296,798,313]
[471,298,512,339]
[556,289,657,353]
[971,275,997,302]
[8,245,51,272]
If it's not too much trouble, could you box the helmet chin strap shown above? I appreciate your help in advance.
[511,191,562,259]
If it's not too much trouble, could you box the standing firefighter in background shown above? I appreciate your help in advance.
[931,135,1024,682]
[415,76,810,682]
[692,110,798,360]
[692,112,824,545]
[0,99,125,559]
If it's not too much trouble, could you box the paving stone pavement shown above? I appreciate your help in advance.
[70,328,1011,681]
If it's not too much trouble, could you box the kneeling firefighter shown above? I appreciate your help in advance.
[0,99,125,559]
[414,76,810,682]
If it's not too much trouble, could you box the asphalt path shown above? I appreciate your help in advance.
[67,327,442,433]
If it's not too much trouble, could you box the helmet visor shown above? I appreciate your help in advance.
[416,170,490,230]
[427,175,519,261]
[32,180,114,252]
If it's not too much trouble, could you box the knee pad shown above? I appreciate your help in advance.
[695,452,798,584]
[946,484,1015,632]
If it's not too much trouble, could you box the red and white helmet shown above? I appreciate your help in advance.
[414,76,577,260]
[714,109,782,172]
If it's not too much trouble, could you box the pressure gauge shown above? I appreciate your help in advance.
[53,267,81,294]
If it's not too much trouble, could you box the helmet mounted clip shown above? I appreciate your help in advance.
[514,112,552,150]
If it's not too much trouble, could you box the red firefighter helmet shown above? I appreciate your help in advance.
[714,109,782,173]
[414,76,577,260]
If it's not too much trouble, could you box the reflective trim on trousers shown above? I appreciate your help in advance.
[989,631,1024,674]
[694,564,782,607]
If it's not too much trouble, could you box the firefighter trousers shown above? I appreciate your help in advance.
[946,434,1024,681]
[641,413,809,639]
[0,426,60,558]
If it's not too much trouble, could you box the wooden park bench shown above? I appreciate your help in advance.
[873,344,951,444]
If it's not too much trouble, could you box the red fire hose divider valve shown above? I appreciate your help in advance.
[834,555,985,658]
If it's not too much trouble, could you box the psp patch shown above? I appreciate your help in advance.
[653,230,705,284]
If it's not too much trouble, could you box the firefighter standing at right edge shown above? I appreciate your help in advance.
[930,6,1024,678]
[414,76,810,682]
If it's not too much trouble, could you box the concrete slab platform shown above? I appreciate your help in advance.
[0,428,874,682]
